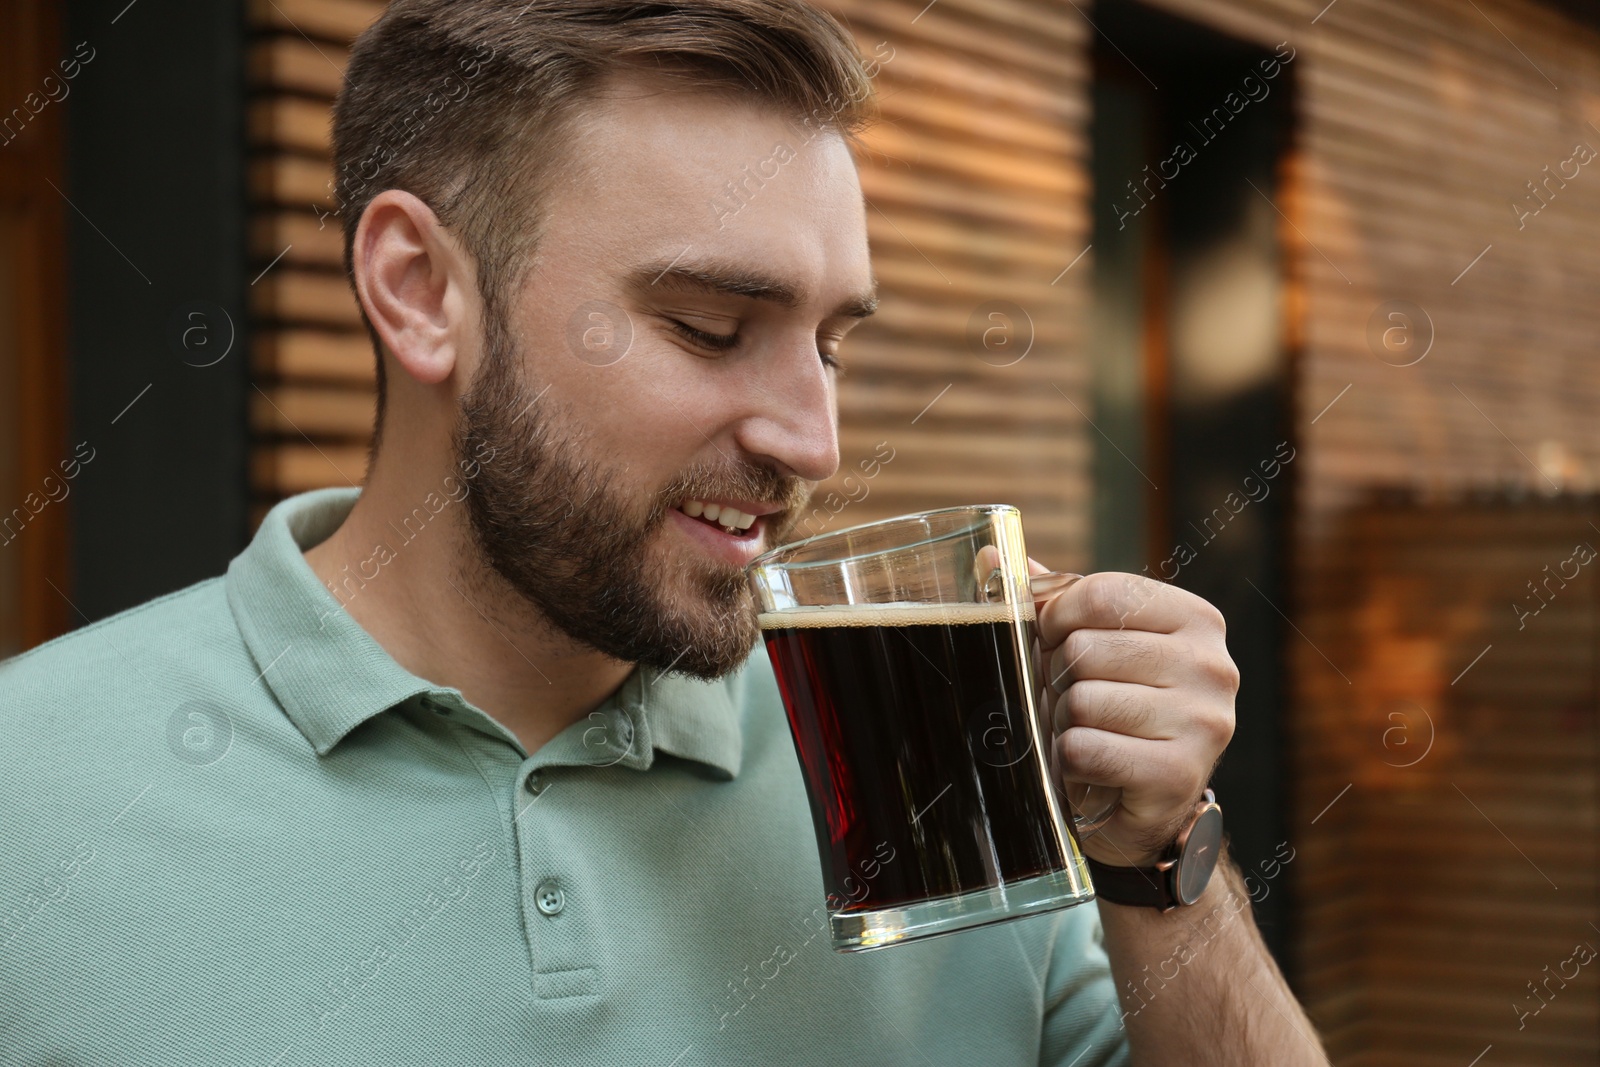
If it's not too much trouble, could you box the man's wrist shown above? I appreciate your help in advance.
[1082,790,1224,909]
[1081,838,1165,869]
[1095,851,1244,920]
[1079,812,1189,868]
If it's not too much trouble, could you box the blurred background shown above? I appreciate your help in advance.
[3,0,1597,1062]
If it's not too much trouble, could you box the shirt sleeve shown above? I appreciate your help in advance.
[1038,902,1131,1067]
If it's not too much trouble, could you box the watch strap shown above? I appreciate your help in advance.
[1084,855,1180,911]
[1082,789,1220,912]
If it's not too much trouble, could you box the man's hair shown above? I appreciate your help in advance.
[331,0,877,447]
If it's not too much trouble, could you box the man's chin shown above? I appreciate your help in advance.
[605,548,741,675]
[643,618,759,680]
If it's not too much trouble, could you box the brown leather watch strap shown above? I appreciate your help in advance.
[1084,855,1180,910]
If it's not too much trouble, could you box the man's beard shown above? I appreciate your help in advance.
[451,319,812,680]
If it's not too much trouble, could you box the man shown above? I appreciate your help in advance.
[0,1,1326,1064]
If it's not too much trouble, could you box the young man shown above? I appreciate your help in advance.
[0,2,1326,1063]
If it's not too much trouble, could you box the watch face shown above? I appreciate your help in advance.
[1176,806,1225,905]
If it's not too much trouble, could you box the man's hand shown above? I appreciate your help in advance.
[1032,565,1238,869]
[1027,567,1328,1064]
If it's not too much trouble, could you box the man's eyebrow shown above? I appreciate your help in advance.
[627,260,878,319]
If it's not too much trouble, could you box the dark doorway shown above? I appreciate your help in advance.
[1090,1,1296,959]
[60,0,250,627]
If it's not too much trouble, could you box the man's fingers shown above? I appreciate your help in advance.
[1047,629,1201,690]
[975,544,1004,584]
[1038,571,1224,642]
[1054,677,1233,749]
[1049,679,1173,739]
[1050,727,1213,865]
[1053,728,1194,798]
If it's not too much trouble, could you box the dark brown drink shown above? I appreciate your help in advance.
[760,602,1076,914]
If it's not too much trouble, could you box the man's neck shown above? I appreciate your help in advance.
[302,480,634,754]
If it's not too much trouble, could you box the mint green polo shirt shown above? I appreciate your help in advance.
[0,488,1128,1066]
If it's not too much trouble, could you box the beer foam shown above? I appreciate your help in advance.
[758,600,1035,629]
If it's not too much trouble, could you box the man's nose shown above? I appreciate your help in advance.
[734,341,839,484]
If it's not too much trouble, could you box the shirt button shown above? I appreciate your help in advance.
[524,772,546,796]
[535,880,565,916]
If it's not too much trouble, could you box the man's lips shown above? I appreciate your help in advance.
[666,506,769,566]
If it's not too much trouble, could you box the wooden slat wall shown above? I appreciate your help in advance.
[1307,497,1599,1066]
[246,0,379,520]
[1130,0,1600,1062]
[815,0,1091,568]
[245,0,1093,569]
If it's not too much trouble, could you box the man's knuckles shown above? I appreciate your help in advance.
[1198,699,1236,750]
[1076,572,1157,626]
[1200,651,1241,696]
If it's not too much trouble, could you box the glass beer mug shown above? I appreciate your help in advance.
[747,505,1121,951]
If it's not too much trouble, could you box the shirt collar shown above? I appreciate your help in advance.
[224,488,745,779]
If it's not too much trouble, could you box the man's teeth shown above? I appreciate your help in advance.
[679,500,757,532]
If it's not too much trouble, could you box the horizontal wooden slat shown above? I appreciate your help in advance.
[865,224,1093,282]
[250,210,346,267]
[252,443,368,495]
[843,0,1085,95]
[251,384,374,437]
[253,330,373,385]
[250,155,334,208]
[252,269,361,327]
[863,38,1082,124]
[861,164,1081,237]
[861,120,1080,199]
[249,96,332,155]
[247,0,382,41]
[248,37,349,98]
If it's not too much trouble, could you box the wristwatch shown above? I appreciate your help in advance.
[1084,789,1223,912]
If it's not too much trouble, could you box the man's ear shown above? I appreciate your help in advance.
[352,189,473,388]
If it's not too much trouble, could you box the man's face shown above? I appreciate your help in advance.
[454,75,874,679]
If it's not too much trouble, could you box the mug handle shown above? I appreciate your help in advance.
[1026,570,1123,838]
